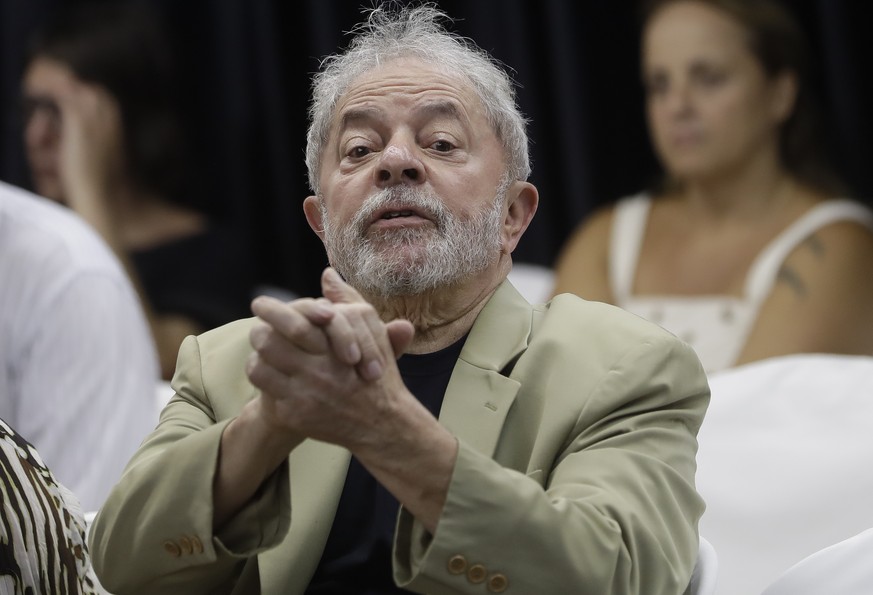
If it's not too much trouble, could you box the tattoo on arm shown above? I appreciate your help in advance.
[777,266,808,299]
[777,234,824,298]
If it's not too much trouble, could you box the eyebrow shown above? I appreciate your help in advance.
[338,106,384,132]
[414,99,465,123]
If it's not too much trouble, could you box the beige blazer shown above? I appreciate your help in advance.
[90,281,709,595]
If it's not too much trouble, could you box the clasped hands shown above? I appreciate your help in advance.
[246,268,417,449]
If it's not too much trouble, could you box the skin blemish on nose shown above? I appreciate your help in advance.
[383,145,411,160]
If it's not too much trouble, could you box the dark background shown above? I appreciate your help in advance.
[2,0,871,298]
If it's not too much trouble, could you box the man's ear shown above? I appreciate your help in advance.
[502,181,538,255]
[303,195,325,241]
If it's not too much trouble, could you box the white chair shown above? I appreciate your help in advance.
[689,536,718,595]
[761,526,873,595]
[696,354,873,594]
[507,262,554,304]
[156,379,175,411]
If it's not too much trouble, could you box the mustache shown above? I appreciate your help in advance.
[350,186,449,234]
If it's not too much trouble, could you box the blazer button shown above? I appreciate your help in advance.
[179,536,193,555]
[191,535,204,554]
[467,564,487,584]
[447,555,467,575]
[487,573,508,593]
[163,540,181,557]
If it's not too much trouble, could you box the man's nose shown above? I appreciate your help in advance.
[376,141,426,186]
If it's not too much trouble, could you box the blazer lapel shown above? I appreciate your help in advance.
[438,281,533,457]
[259,439,351,594]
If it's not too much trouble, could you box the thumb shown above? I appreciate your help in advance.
[321,267,365,304]
[385,320,415,358]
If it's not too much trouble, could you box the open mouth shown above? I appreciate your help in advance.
[369,206,433,226]
[381,210,416,219]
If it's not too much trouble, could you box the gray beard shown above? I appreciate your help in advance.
[321,181,507,298]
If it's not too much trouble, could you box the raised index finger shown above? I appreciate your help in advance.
[321,267,366,305]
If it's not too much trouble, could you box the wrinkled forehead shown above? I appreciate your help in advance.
[330,56,489,131]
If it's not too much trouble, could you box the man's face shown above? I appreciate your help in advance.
[22,57,73,203]
[306,58,511,297]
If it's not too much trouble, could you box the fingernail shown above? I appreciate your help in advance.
[348,343,361,363]
[314,303,334,318]
[364,360,382,380]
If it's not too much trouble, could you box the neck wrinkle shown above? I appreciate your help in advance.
[366,260,509,354]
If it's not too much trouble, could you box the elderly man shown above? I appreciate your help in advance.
[90,5,709,594]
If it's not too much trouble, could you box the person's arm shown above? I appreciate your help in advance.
[212,398,303,529]
[238,347,456,534]
[551,205,615,302]
[206,264,454,570]
[17,271,157,512]
[245,269,455,533]
[90,267,422,594]
[737,220,873,365]
[89,324,292,595]
[393,299,710,595]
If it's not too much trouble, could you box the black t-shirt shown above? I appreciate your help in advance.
[129,225,254,331]
[305,334,468,594]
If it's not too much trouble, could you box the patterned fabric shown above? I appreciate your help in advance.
[0,418,97,595]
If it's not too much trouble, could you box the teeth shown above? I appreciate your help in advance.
[383,210,414,219]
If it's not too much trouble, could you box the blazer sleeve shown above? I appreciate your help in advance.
[393,307,709,595]
[88,331,291,595]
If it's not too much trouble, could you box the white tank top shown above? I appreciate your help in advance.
[610,193,873,374]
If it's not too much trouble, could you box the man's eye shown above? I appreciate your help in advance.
[348,146,371,158]
[431,140,455,152]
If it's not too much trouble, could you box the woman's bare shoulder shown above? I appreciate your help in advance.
[551,202,619,302]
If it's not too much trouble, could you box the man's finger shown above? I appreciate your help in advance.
[320,307,365,366]
[386,320,415,358]
[253,295,334,326]
[321,267,366,304]
[251,295,332,354]
[343,304,391,380]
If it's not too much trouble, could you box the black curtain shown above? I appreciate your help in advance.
[2,0,871,299]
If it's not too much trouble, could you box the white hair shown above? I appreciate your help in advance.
[305,3,531,194]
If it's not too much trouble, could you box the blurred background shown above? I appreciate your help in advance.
[2,0,870,299]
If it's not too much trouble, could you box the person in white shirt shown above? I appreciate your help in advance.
[0,180,159,511]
